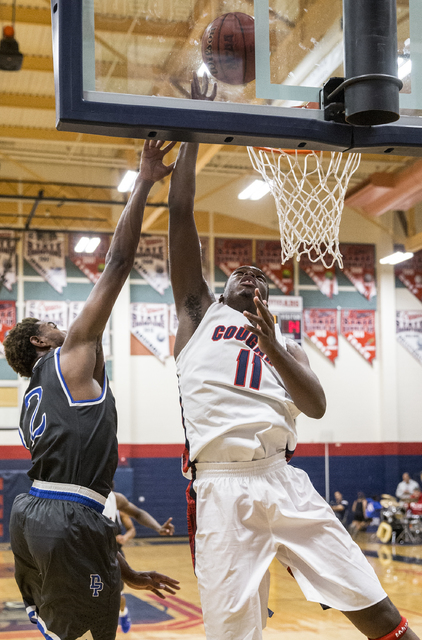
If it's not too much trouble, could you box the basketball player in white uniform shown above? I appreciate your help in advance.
[166,74,419,640]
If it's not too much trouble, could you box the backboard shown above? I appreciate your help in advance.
[51,0,422,155]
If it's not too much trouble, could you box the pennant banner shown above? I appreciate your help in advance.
[68,301,111,358]
[256,240,294,295]
[24,231,67,293]
[69,233,109,284]
[25,300,68,330]
[299,251,338,298]
[215,238,253,277]
[395,250,422,302]
[303,308,338,362]
[341,309,376,364]
[0,301,16,356]
[0,232,17,292]
[340,243,376,301]
[396,311,422,365]
[133,236,169,295]
[130,303,169,362]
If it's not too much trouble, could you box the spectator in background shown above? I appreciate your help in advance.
[330,491,349,526]
[396,472,419,502]
[407,488,422,516]
[350,492,370,538]
[365,495,383,526]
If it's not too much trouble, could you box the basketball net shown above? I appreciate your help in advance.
[247,147,361,269]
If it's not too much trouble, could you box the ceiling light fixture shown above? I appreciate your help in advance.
[238,180,271,201]
[117,170,138,193]
[379,250,413,265]
[74,237,101,253]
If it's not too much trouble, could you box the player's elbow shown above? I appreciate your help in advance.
[304,394,326,419]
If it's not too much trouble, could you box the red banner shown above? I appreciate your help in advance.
[299,251,338,298]
[395,249,422,302]
[0,301,16,356]
[69,233,109,284]
[215,238,253,277]
[256,240,294,295]
[303,308,338,362]
[340,243,376,301]
[341,309,376,364]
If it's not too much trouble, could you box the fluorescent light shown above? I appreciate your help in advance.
[118,170,138,192]
[238,180,271,200]
[74,236,101,253]
[379,251,413,265]
[197,62,209,78]
[85,237,101,253]
[74,237,90,253]
[398,57,412,80]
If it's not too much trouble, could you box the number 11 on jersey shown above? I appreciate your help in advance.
[234,349,262,390]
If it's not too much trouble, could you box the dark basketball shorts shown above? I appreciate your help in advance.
[10,492,121,640]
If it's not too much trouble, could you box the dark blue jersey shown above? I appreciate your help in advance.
[19,347,118,498]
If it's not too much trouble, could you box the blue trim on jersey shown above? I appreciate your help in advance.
[29,486,104,513]
[55,346,107,405]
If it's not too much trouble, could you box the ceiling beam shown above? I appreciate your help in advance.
[0,4,189,38]
[0,94,55,110]
[0,126,138,147]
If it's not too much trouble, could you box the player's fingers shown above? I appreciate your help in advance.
[203,73,209,94]
[151,588,166,599]
[210,83,217,100]
[162,141,177,154]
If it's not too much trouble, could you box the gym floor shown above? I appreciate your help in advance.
[1,534,421,639]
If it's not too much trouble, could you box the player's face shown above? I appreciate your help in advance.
[223,266,269,312]
[36,321,66,348]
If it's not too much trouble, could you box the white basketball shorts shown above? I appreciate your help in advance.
[193,452,387,640]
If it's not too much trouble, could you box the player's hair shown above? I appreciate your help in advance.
[4,317,41,378]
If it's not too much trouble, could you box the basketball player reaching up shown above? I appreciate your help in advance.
[167,75,419,640]
[5,140,179,640]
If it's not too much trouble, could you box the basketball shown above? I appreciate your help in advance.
[201,12,255,85]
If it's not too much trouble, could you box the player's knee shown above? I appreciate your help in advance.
[368,615,408,640]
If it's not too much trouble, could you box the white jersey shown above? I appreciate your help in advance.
[176,302,300,465]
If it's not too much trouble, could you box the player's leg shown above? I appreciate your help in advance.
[119,592,132,633]
[22,497,121,640]
[342,598,419,639]
[194,462,276,640]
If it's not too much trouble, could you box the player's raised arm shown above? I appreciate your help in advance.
[168,76,217,358]
[60,140,176,398]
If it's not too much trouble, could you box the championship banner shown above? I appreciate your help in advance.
[199,236,211,283]
[0,232,17,292]
[0,301,16,356]
[299,252,338,298]
[25,300,68,330]
[303,308,338,362]
[256,240,294,295]
[133,236,169,295]
[268,295,303,345]
[24,231,67,294]
[341,309,376,364]
[340,243,376,301]
[68,301,111,358]
[396,311,422,365]
[395,250,422,302]
[130,302,170,362]
[69,233,109,284]
[215,238,253,277]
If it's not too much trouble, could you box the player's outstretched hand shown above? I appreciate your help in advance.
[243,288,278,357]
[158,517,175,536]
[123,570,180,599]
[139,139,177,183]
[191,71,217,101]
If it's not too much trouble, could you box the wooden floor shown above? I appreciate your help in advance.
[1,534,422,639]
